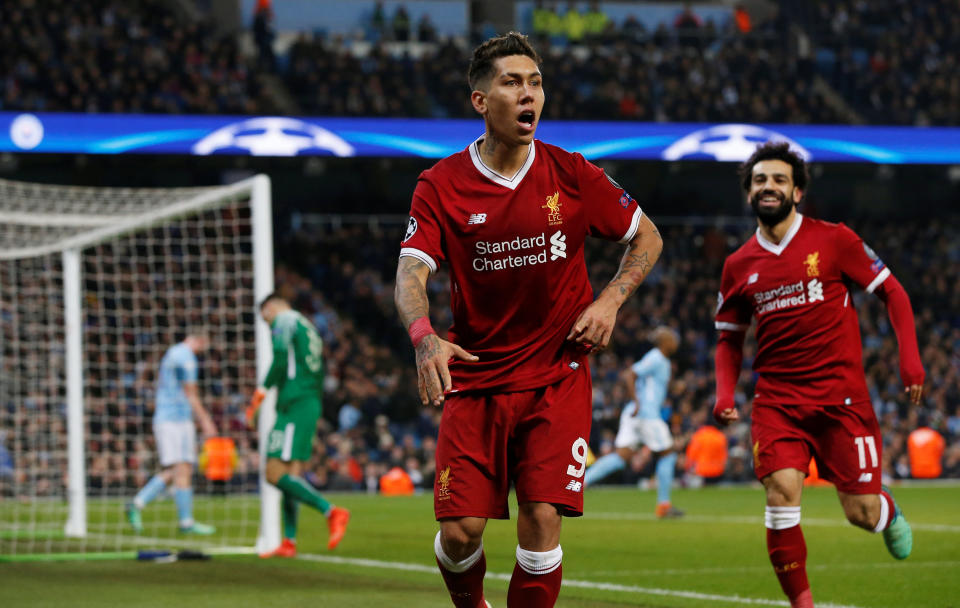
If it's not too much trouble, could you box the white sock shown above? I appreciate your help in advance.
[515,545,562,575]
[765,506,801,530]
[872,493,890,533]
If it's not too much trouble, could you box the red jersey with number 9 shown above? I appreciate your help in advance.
[400,137,643,393]
[715,214,892,406]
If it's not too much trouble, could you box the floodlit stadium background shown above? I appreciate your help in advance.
[1,1,958,607]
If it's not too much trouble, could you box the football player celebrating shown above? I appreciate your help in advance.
[395,32,663,608]
[714,142,925,608]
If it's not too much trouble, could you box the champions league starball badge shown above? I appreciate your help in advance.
[403,216,418,242]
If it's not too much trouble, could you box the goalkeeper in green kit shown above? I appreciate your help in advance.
[247,293,350,558]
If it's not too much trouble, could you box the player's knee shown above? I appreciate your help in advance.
[264,460,286,486]
[438,524,482,560]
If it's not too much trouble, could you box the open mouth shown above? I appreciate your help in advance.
[517,110,536,130]
[758,192,783,206]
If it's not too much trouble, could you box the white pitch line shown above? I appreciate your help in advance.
[584,512,960,533]
[589,560,960,577]
[297,553,867,608]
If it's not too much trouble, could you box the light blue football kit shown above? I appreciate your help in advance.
[585,347,678,507]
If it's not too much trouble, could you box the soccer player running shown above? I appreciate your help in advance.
[127,333,218,535]
[583,326,685,518]
[394,32,663,608]
[713,142,925,608]
[247,294,350,557]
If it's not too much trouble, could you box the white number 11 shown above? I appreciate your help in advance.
[854,436,878,469]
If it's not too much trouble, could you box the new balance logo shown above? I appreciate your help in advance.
[858,472,873,483]
[550,230,567,260]
[467,213,487,225]
[565,480,582,492]
[807,278,824,302]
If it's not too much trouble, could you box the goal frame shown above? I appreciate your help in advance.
[2,174,280,556]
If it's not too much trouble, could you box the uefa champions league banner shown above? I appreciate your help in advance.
[2,112,960,164]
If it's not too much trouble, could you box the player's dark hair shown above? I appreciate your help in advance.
[468,31,541,91]
[259,292,287,310]
[738,141,809,193]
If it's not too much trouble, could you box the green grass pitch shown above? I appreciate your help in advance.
[2,484,958,607]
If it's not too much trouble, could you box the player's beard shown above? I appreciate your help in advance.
[749,190,794,227]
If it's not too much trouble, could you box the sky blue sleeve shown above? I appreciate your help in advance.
[177,350,199,384]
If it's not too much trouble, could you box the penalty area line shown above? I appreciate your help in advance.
[297,553,867,608]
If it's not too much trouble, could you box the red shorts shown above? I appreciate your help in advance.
[751,400,882,494]
[434,364,592,520]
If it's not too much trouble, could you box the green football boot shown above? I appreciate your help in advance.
[125,503,143,534]
[180,521,216,536]
[882,486,912,560]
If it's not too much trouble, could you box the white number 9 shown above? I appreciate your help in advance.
[566,437,588,478]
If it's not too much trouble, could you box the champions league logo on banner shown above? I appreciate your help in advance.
[1,113,956,162]
[191,117,355,157]
[661,124,812,162]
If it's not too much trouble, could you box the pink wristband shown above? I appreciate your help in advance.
[408,316,436,348]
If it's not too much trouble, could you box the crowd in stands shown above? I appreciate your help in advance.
[810,0,960,126]
[5,1,958,126]
[1,0,271,114]
[283,7,847,124]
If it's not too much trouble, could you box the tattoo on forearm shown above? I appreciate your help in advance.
[605,230,661,299]
[395,257,430,327]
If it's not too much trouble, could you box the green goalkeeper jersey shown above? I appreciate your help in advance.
[263,310,324,411]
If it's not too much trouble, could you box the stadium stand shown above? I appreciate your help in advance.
[2,0,958,500]
[0,0,273,114]
[808,0,960,126]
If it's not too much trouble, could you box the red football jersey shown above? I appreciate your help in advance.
[715,214,892,406]
[400,137,644,393]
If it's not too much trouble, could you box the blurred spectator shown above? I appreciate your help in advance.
[583,1,610,42]
[371,1,387,41]
[734,4,752,34]
[684,423,728,485]
[252,0,276,71]
[379,465,415,495]
[674,3,703,30]
[392,5,411,42]
[907,425,945,478]
[532,0,561,39]
[417,14,437,43]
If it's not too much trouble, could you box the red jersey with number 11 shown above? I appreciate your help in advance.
[715,214,892,406]
[400,138,643,394]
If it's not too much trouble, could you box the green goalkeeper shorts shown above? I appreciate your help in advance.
[266,398,321,462]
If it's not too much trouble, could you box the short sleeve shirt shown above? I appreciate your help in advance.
[400,138,644,393]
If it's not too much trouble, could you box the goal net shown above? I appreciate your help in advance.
[0,175,280,558]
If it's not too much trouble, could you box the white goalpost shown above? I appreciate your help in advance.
[0,175,280,558]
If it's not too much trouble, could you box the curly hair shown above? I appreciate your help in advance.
[737,141,810,192]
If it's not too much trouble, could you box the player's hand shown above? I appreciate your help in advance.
[200,416,217,439]
[566,295,619,352]
[415,334,478,407]
[904,383,924,406]
[246,387,266,429]
[713,401,739,426]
